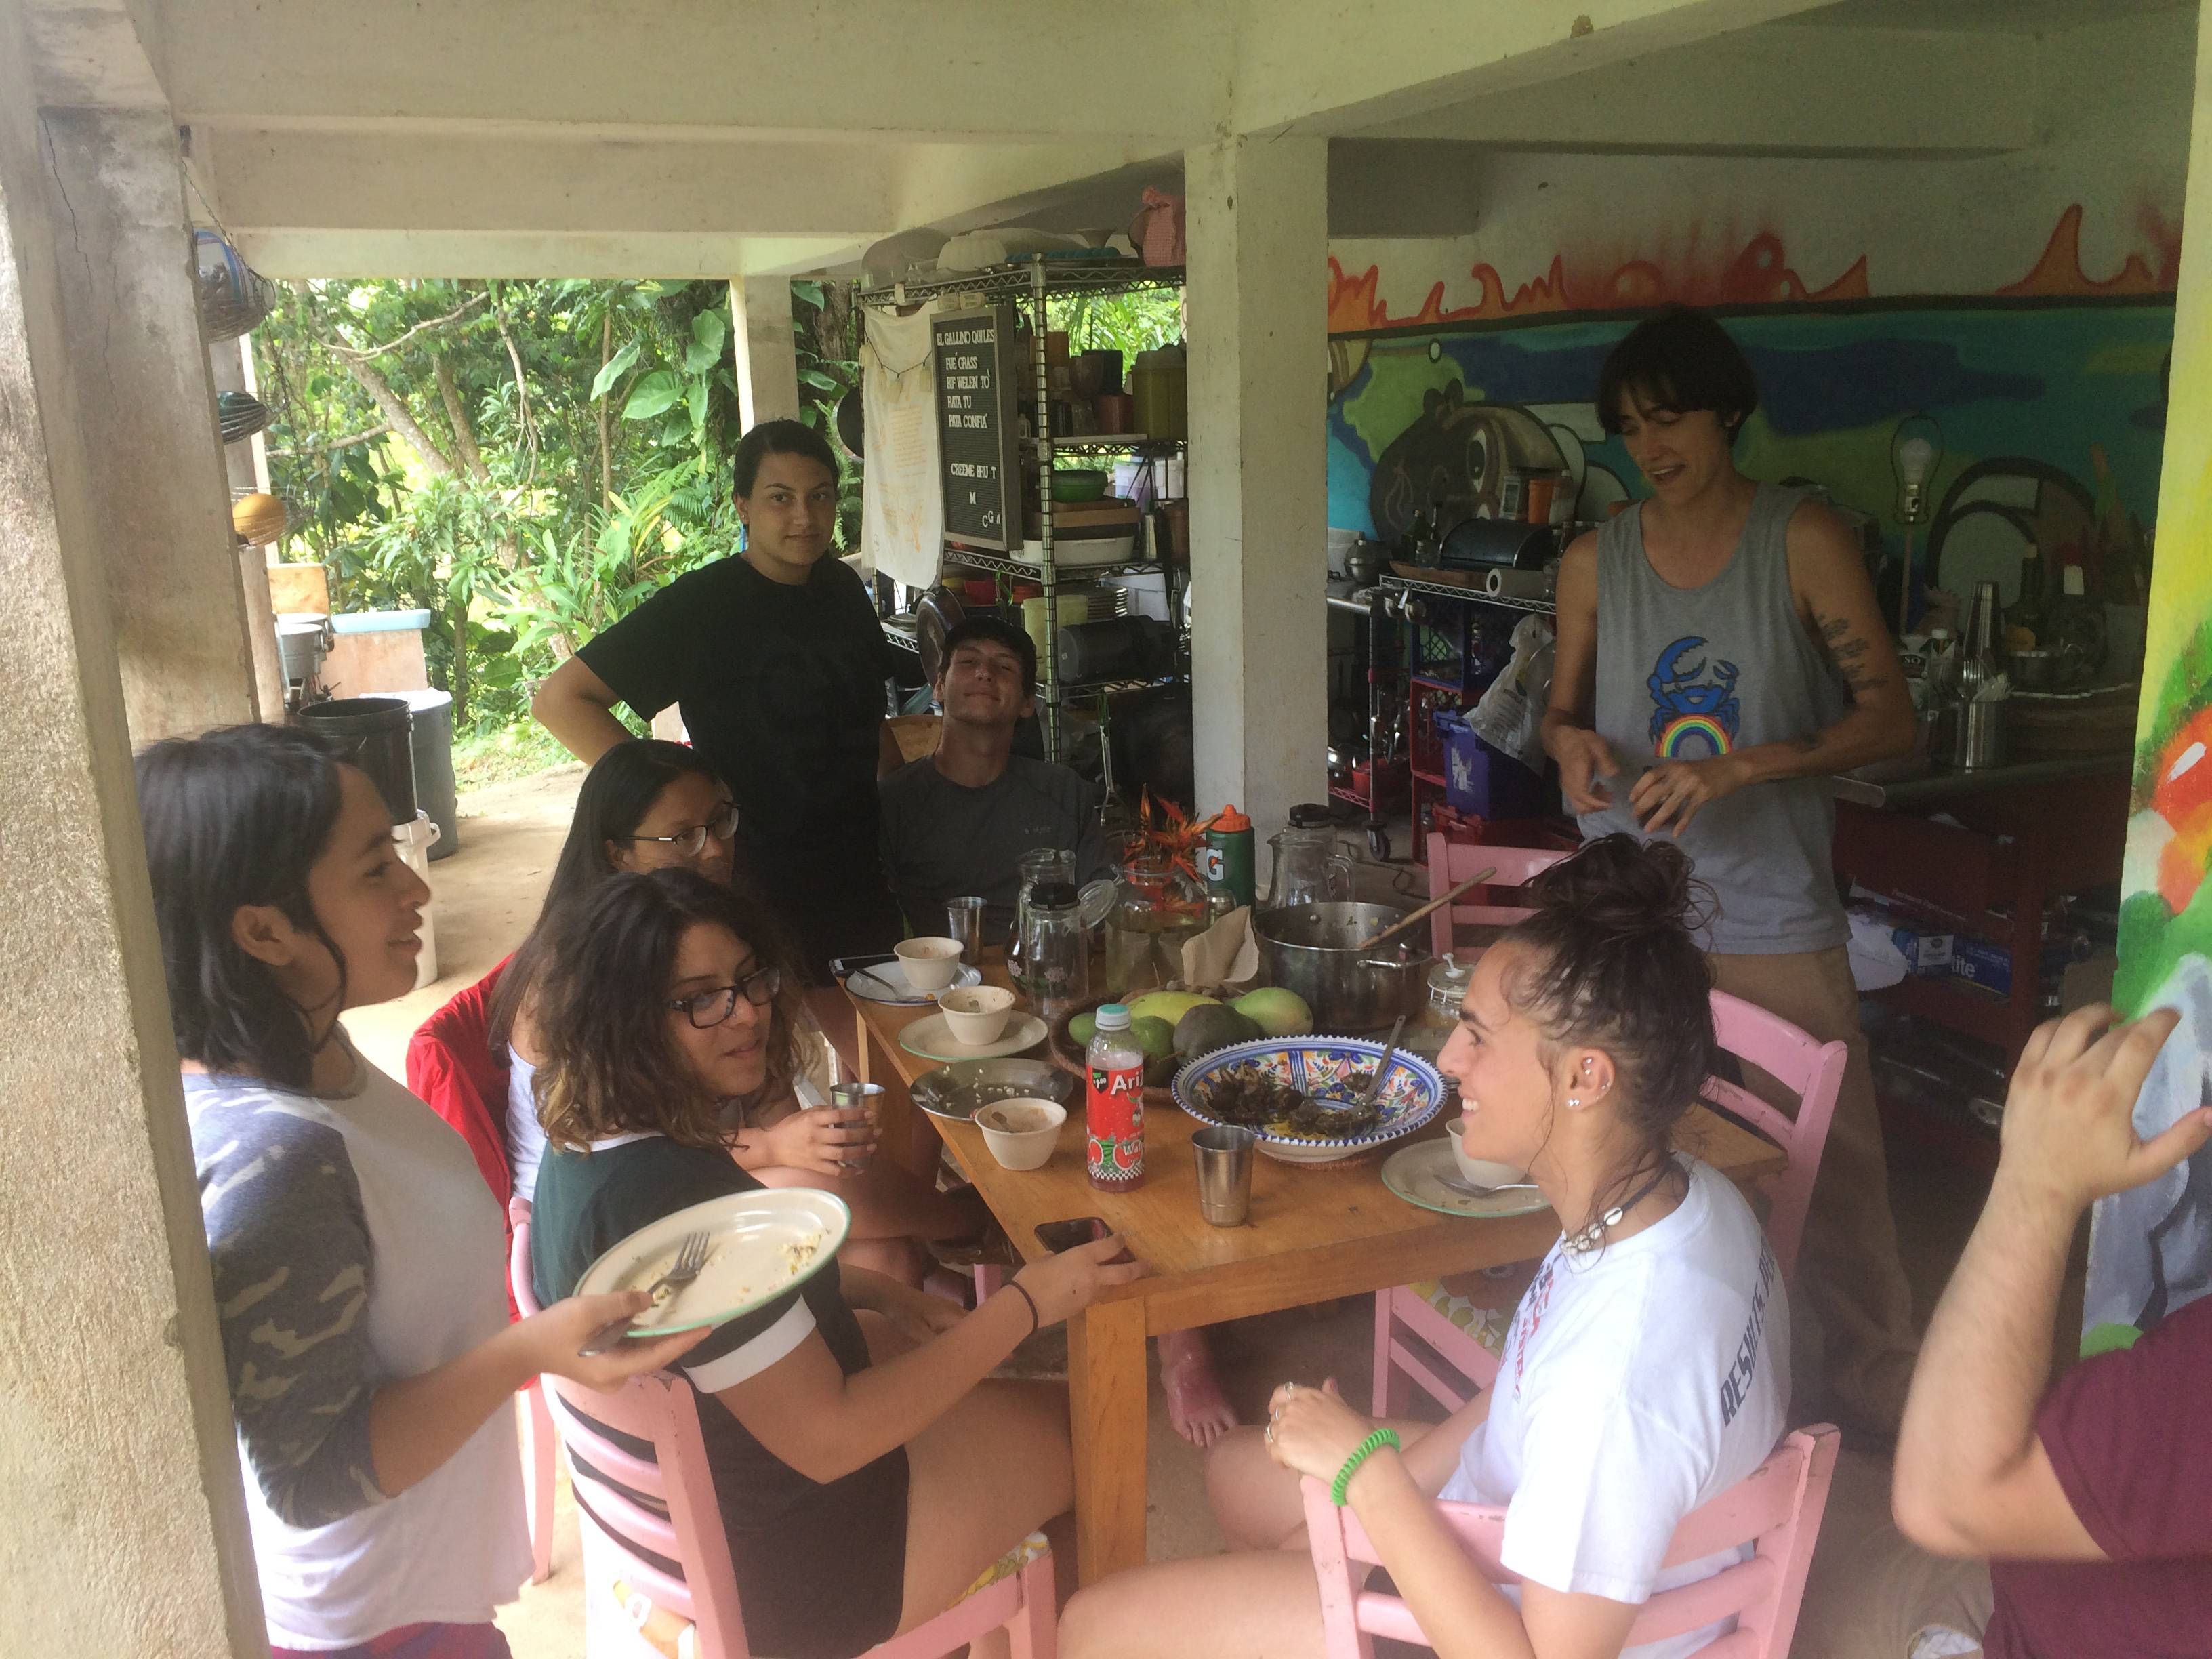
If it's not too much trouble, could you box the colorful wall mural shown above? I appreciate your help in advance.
[2091,230,2212,1352]
[1328,207,2203,1347]
[1328,211,2173,618]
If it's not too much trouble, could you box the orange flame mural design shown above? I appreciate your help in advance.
[1330,206,2179,334]
[1996,203,2182,298]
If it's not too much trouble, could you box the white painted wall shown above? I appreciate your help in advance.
[1328,9,2194,316]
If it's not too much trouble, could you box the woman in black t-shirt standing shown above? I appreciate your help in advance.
[535,420,904,978]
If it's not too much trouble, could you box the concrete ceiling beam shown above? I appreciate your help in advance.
[1227,0,1847,137]
[152,0,1232,145]
[1353,24,2039,156]
[222,228,862,281]
[207,129,897,237]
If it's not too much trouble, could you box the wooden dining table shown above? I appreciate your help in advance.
[841,964,1788,1584]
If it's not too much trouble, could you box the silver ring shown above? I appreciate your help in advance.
[1263,1420,1275,1446]
[1283,1381,1298,1399]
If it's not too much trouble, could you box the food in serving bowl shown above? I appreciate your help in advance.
[975,1097,1067,1170]
[1174,1038,1444,1165]
[895,936,964,991]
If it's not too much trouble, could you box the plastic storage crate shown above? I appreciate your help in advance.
[1435,709,1544,819]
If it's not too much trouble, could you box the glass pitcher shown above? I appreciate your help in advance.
[1266,827,1355,908]
[1007,847,1079,984]
[1021,880,1090,1025]
[1103,857,1210,998]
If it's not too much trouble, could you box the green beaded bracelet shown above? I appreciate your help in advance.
[1330,1428,1401,1506]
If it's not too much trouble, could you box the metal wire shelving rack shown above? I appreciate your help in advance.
[859,258,1187,761]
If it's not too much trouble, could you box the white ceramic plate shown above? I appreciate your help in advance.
[843,960,983,1005]
[899,1010,1050,1063]
[575,1188,851,1339]
[1381,1140,1552,1219]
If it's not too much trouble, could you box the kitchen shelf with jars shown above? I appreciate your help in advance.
[860,255,1189,763]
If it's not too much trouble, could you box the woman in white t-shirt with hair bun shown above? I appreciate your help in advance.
[1060,833,1790,1659]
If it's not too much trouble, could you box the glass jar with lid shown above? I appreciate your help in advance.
[1405,956,1476,1061]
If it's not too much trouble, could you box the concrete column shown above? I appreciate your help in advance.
[40,106,261,741]
[207,335,287,718]
[0,16,267,1656]
[1184,135,1330,838]
[730,274,804,430]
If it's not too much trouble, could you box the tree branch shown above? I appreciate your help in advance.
[347,357,455,476]
[268,422,390,457]
[492,293,538,484]
[433,351,488,480]
[325,292,489,363]
[598,307,613,511]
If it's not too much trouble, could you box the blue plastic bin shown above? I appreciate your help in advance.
[1435,710,1544,818]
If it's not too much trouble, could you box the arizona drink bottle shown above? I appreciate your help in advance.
[1086,1003,1145,1190]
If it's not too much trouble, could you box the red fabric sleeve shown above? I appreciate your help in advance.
[2036,1293,2212,1561]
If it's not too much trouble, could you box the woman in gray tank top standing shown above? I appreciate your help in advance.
[1542,305,1923,1441]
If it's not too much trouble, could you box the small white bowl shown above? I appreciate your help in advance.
[936,983,1016,1046]
[975,1098,1066,1170]
[895,936,964,991]
[1446,1120,1526,1191]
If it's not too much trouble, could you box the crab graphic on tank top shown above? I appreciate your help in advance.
[1646,636,1742,758]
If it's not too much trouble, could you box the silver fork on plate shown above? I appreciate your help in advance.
[577,1229,712,1355]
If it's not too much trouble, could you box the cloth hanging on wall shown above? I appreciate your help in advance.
[863,303,944,591]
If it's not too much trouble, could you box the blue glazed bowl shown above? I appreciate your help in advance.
[1172,1038,1446,1164]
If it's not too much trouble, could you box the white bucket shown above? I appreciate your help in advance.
[394,811,441,989]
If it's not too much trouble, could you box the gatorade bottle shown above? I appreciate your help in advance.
[1200,804,1256,912]
[1086,1004,1145,1190]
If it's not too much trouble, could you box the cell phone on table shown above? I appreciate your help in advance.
[1036,1217,1111,1253]
[1035,1217,1134,1263]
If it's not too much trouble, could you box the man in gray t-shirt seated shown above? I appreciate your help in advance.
[879,615,1113,939]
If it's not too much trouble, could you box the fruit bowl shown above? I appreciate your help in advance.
[1172,1038,1445,1165]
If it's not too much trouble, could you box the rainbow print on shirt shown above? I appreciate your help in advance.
[1647,636,1742,758]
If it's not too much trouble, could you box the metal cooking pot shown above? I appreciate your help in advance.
[1254,901,1436,1033]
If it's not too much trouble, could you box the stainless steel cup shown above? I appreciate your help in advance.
[1959,698,2008,771]
[829,1082,886,1173]
[1192,1124,1258,1227]
[945,896,988,964]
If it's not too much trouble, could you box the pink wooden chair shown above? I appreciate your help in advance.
[1304,1426,1839,1659]
[1423,834,1569,958]
[506,1202,558,1583]
[514,1220,1056,1658]
[1375,849,1851,1415]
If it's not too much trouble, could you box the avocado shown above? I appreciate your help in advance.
[1128,1014,1176,1057]
[1174,1003,1263,1060]
[1068,1010,1098,1048]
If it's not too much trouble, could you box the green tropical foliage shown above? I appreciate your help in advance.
[257,275,859,733]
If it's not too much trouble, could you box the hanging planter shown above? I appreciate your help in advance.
[218,390,270,443]
[232,490,289,546]
[195,230,278,343]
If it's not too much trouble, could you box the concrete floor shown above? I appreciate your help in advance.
[344,773,2005,1658]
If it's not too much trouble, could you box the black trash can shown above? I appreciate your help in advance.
[301,697,417,824]
[396,689,459,859]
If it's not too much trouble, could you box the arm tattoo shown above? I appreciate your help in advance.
[1815,611,1894,697]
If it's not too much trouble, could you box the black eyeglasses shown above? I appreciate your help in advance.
[667,964,782,1028]
[626,802,740,859]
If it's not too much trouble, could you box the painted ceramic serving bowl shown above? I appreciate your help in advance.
[1172,1038,1446,1165]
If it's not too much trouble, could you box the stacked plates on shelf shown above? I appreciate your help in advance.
[218,392,270,443]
